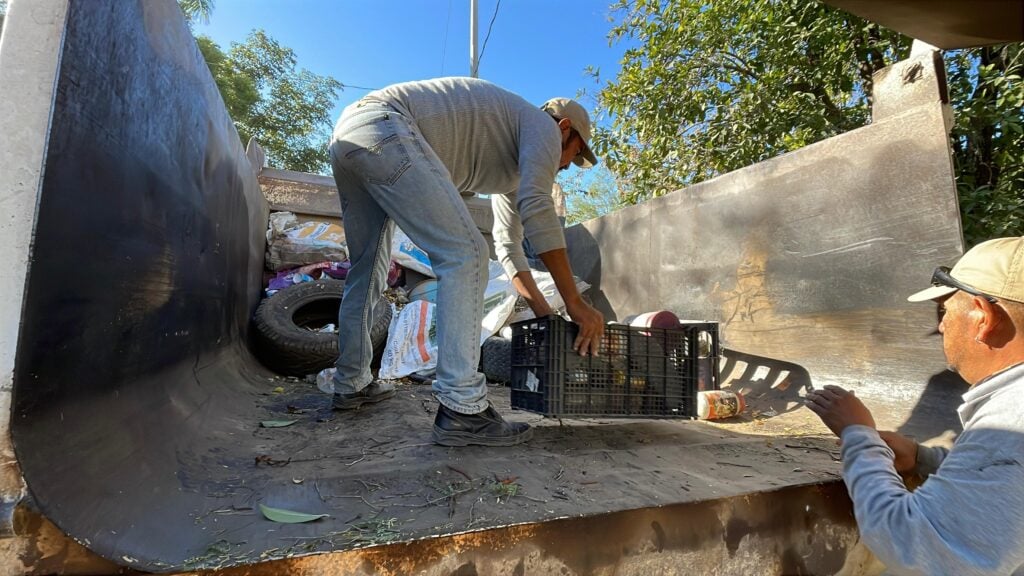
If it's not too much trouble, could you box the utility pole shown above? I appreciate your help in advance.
[469,0,479,77]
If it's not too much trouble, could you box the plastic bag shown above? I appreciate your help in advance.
[265,261,350,296]
[391,228,434,278]
[483,268,591,340]
[265,212,348,271]
[378,300,438,380]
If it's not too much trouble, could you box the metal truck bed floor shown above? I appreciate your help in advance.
[166,379,845,571]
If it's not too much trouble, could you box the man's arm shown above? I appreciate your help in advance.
[841,426,1024,575]
[914,443,949,477]
[877,431,948,477]
[511,272,553,318]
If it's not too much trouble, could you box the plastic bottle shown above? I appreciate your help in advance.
[629,310,681,330]
[696,390,745,420]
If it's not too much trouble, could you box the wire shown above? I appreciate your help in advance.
[441,0,453,75]
[342,83,379,91]
[478,0,501,70]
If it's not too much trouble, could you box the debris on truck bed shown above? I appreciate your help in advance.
[170,378,845,569]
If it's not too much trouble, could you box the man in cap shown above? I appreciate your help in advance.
[806,237,1024,574]
[327,77,605,447]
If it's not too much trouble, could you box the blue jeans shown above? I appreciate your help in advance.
[328,101,490,415]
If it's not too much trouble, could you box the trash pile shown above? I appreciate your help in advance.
[265,212,348,275]
[256,212,588,386]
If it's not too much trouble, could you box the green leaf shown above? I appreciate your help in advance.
[259,504,328,524]
[260,420,297,428]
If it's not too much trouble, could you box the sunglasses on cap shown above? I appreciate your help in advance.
[932,266,998,303]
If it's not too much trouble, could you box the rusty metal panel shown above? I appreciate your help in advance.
[566,58,963,437]
[171,482,861,576]
[259,168,342,217]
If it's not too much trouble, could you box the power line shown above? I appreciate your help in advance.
[342,83,379,92]
[441,0,453,75]
[477,0,501,70]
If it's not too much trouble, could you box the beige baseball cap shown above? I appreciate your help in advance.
[907,237,1024,303]
[541,97,598,168]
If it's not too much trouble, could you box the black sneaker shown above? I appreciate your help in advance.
[332,381,396,410]
[432,404,533,447]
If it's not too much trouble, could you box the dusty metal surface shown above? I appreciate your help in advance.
[1,1,974,573]
[565,51,964,439]
[8,0,266,571]
[173,481,859,576]
[3,3,852,573]
[822,0,1024,49]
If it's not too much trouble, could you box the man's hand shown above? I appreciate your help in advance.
[535,248,604,355]
[877,431,919,473]
[565,297,604,356]
[805,385,876,438]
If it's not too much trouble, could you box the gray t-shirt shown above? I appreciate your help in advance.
[368,77,565,278]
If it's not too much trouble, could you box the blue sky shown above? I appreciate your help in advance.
[195,0,634,128]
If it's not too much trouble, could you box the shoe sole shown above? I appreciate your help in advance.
[332,390,395,410]
[431,425,534,447]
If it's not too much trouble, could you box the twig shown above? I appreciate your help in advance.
[447,465,473,481]
[521,494,548,504]
[716,461,753,468]
[328,494,381,510]
[279,532,345,542]
[315,481,326,502]
[385,443,435,452]
[784,443,841,460]
[356,479,384,492]
[388,486,478,508]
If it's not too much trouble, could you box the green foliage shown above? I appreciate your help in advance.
[178,0,215,25]
[198,31,342,173]
[560,165,630,225]
[593,0,911,203]
[946,45,1024,245]
[178,0,341,173]
[593,0,1022,244]
[196,37,259,125]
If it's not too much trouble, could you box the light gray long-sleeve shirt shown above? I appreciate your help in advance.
[840,362,1024,575]
[367,77,565,279]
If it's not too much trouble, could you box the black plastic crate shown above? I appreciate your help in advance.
[510,315,719,418]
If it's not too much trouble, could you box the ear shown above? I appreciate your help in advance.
[557,117,572,132]
[973,296,1003,343]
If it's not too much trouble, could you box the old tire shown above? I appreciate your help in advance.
[253,280,392,376]
[481,335,512,384]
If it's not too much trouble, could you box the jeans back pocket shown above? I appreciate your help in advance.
[338,114,412,186]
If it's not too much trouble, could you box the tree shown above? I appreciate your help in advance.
[201,31,342,173]
[946,45,1024,245]
[177,1,342,173]
[196,36,259,128]
[0,0,8,33]
[559,166,630,225]
[178,0,215,25]
[592,0,1022,245]
[592,0,910,203]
